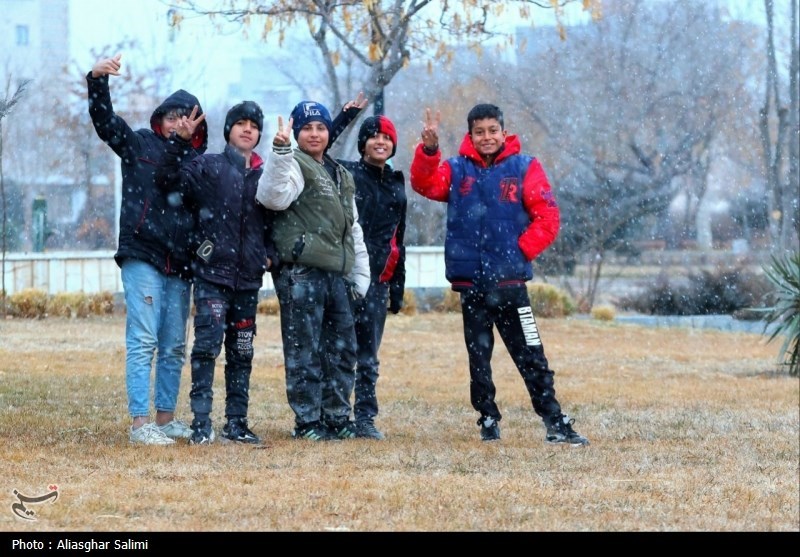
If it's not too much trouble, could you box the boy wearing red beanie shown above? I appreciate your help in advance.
[338,115,407,440]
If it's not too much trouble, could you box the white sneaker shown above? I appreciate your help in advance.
[157,419,193,439]
[129,422,175,445]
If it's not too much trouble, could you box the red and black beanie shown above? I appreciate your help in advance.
[357,115,398,159]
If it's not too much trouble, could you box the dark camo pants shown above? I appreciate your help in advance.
[274,265,356,427]
[189,279,258,420]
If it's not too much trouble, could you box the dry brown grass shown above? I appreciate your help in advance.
[0,313,797,532]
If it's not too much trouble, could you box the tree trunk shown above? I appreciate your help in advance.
[785,0,800,249]
[760,0,791,252]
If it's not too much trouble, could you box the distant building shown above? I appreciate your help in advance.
[0,0,69,83]
[1,0,75,250]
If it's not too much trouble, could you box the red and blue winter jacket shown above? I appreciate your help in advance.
[410,133,559,291]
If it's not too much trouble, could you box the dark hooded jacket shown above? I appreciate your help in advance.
[156,139,277,292]
[86,73,208,279]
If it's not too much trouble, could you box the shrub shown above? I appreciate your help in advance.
[8,288,49,318]
[591,305,616,322]
[399,289,417,316]
[257,296,280,315]
[435,290,462,313]
[47,293,90,318]
[758,252,800,376]
[526,282,575,318]
[88,292,116,315]
[619,265,772,316]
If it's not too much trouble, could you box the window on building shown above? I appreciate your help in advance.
[16,25,29,46]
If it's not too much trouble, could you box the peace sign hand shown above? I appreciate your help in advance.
[343,91,368,111]
[421,108,440,150]
[273,115,293,147]
[176,105,206,141]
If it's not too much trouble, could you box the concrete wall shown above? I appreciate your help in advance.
[1,247,449,296]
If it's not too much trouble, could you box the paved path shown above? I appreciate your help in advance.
[613,314,775,334]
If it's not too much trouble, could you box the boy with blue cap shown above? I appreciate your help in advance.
[257,100,370,441]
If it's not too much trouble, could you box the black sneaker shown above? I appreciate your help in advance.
[355,420,385,440]
[189,419,215,445]
[221,417,261,444]
[478,416,501,441]
[292,421,333,441]
[545,414,590,446]
[327,420,358,440]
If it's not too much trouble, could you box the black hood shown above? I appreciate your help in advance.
[150,89,208,153]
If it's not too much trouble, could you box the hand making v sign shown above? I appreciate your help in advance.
[421,108,441,150]
[175,105,206,142]
[273,115,294,147]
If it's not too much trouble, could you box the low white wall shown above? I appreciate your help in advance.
[1,247,449,295]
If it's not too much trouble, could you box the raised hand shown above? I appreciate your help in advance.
[343,91,368,111]
[91,53,122,79]
[421,108,440,149]
[273,115,293,146]
[175,105,206,141]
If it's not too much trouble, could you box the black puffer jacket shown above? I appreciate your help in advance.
[157,139,277,291]
[87,74,208,279]
[339,159,407,309]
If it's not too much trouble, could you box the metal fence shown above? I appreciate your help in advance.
[1,247,449,296]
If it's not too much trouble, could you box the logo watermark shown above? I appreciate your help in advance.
[11,485,59,521]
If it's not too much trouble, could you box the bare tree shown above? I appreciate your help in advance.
[165,0,600,113]
[497,0,756,308]
[791,0,800,248]
[0,76,32,308]
[761,0,789,251]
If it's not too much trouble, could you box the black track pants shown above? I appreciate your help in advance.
[460,285,562,422]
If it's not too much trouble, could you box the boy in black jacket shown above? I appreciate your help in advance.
[157,101,277,445]
[87,53,208,446]
[338,115,407,440]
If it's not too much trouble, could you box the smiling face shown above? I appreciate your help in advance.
[362,132,394,167]
[469,117,507,160]
[228,119,260,152]
[296,121,330,161]
[159,110,184,138]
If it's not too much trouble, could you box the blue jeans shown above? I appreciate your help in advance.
[121,259,191,418]
[274,265,356,427]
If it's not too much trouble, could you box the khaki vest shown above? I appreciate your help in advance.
[272,149,356,274]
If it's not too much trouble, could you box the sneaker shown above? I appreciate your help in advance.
[478,416,501,441]
[157,419,193,440]
[545,414,590,446]
[292,421,332,441]
[328,420,358,440]
[221,417,261,444]
[355,420,385,440]
[129,422,175,446]
[189,419,216,445]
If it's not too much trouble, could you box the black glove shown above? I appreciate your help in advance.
[389,285,404,314]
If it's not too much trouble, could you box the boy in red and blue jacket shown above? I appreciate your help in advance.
[410,103,589,446]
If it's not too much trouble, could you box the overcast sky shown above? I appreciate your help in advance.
[69,0,772,106]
